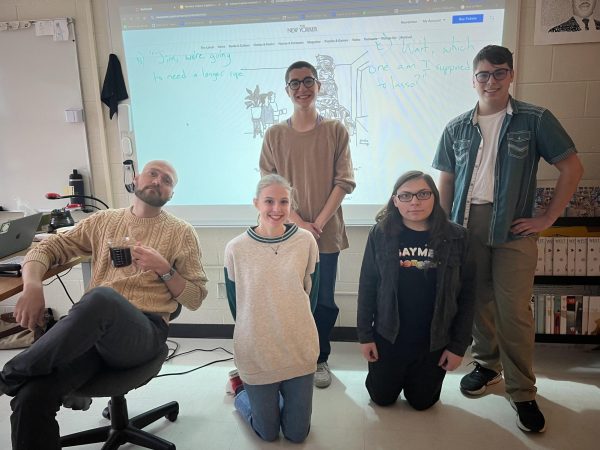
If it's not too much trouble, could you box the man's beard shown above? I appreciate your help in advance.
[134,186,169,207]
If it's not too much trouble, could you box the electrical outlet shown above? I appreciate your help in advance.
[217,282,226,299]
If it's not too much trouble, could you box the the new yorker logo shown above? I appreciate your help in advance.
[288,24,318,33]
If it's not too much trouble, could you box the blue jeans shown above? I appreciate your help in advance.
[315,252,339,363]
[234,373,314,443]
[1,287,168,450]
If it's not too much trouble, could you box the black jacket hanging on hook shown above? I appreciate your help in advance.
[101,54,129,119]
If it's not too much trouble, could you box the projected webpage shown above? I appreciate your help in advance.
[117,1,505,222]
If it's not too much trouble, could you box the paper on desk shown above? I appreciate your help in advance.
[34,233,54,241]
[55,226,75,234]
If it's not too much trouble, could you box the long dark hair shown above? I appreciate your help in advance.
[376,171,450,252]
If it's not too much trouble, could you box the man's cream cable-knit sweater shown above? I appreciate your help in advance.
[23,208,208,317]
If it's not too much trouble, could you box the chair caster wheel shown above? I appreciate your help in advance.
[102,401,111,420]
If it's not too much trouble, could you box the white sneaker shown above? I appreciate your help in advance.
[314,362,332,388]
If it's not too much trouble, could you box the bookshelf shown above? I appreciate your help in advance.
[552,217,600,227]
[534,276,600,285]
[534,217,600,344]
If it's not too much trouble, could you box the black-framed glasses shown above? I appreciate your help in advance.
[395,190,433,202]
[474,68,512,83]
[287,76,318,90]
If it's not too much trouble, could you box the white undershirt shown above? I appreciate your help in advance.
[471,108,506,204]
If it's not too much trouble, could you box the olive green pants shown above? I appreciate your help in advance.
[467,204,538,402]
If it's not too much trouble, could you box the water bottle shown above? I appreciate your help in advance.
[69,169,84,206]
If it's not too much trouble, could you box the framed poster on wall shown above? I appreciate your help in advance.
[535,0,600,45]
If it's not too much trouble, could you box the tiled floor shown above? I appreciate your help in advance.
[1,339,599,450]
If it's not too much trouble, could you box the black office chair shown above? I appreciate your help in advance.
[60,306,181,450]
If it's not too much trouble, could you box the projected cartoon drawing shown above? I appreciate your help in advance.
[315,54,356,136]
[261,92,285,131]
[245,87,286,138]
[244,54,363,139]
[244,85,269,138]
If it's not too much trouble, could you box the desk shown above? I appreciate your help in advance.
[0,257,88,302]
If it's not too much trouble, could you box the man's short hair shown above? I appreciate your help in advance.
[285,61,318,83]
[142,160,178,186]
[472,45,514,71]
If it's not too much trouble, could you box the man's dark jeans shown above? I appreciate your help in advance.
[1,287,168,450]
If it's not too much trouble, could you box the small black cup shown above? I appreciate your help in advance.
[109,247,132,267]
[108,237,132,268]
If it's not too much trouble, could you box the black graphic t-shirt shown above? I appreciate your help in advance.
[397,227,437,347]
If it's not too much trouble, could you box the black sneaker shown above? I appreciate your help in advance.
[510,398,546,433]
[460,361,502,395]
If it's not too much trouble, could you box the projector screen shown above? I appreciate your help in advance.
[108,0,519,225]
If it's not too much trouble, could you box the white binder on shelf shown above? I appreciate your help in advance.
[586,237,600,276]
[544,237,554,276]
[552,237,568,276]
[575,238,587,276]
[567,237,576,276]
[535,237,545,276]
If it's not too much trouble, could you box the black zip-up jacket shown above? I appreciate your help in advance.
[357,221,476,356]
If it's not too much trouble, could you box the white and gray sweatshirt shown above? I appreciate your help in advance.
[224,224,320,385]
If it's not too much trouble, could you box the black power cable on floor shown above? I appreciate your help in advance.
[42,268,75,304]
[155,345,234,378]
[154,356,234,378]
[54,272,75,304]
[36,276,234,376]
[42,267,73,286]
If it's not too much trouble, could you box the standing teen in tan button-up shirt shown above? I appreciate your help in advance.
[260,61,355,389]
